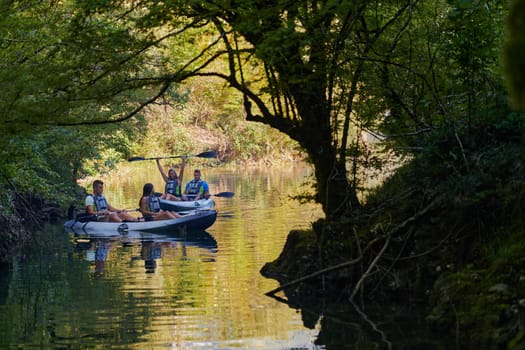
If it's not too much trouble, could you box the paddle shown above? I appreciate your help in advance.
[119,208,141,213]
[155,191,235,198]
[205,192,235,198]
[128,150,217,162]
[75,209,140,222]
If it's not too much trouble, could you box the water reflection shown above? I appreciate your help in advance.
[73,229,219,277]
[141,240,162,273]
[0,165,328,349]
[93,239,111,277]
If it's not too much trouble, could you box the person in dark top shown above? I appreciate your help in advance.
[139,183,182,221]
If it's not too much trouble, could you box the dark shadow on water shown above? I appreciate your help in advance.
[266,285,455,350]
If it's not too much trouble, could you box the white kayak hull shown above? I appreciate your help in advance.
[159,198,215,212]
[64,209,217,234]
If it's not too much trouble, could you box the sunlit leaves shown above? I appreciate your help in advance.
[0,0,165,131]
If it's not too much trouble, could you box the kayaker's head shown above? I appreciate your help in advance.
[168,168,178,181]
[193,169,201,180]
[92,180,104,195]
[142,183,154,196]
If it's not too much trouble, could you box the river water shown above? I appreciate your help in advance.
[0,162,451,349]
[0,163,329,349]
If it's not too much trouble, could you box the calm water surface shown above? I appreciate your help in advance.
[0,163,328,349]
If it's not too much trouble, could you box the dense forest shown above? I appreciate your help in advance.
[2,0,525,347]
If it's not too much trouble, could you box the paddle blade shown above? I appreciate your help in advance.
[214,191,235,198]
[195,150,217,158]
[128,156,147,162]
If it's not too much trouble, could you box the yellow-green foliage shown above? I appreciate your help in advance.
[136,78,301,164]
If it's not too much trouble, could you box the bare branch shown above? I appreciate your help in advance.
[264,256,362,297]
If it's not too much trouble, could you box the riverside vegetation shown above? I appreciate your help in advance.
[262,107,525,348]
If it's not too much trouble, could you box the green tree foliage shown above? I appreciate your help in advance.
[505,0,525,111]
[0,1,156,130]
[0,0,512,222]
[120,0,508,218]
[0,1,149,213]
[0,0,298,217]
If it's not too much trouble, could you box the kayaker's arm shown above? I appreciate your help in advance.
[106,203,122,213]
[178,156,186,184]
[86,203,109,216]
[194,182,210,200]
[139,196,154,217]
[156,159,169,182]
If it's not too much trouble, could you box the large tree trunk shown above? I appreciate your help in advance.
[229,2,361,218]
[288,66,360,218]
[305,132,360,218]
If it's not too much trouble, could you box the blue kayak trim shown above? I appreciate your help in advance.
[64,209,217,234]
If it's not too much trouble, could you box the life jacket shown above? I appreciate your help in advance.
[165,179,182,197]
[185,180,204,195]
[147,195,161,213]
[90,194,109,211]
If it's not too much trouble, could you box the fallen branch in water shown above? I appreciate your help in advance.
[265,256,362,296]
[265,197,441,300]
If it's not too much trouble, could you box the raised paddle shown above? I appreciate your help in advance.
[128,150,217,162]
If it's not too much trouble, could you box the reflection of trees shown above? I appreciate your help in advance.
[3,186,320,348]
[1,232,154,348]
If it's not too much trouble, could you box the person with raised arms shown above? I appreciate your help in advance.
[155,156,186,201]
[85,180,137,222]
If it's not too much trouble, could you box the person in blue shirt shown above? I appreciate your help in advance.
[182,169,210,200]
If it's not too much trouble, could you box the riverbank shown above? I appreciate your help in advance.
[261,111,525,348]
[0,193,65,268]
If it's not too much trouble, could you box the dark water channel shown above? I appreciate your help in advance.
[0,164,451,349]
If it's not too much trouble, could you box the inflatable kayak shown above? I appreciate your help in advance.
[64,209,217,234]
